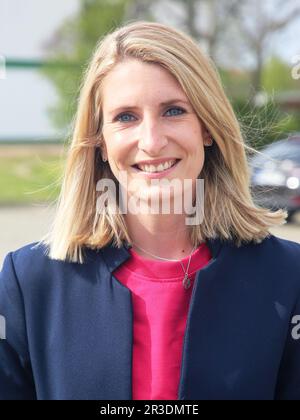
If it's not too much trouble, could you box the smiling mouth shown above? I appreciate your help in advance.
[132,159,181,173]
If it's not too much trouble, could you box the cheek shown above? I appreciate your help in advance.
[185,134,205,160]
[103,134,130,163]
[187,141,205,176]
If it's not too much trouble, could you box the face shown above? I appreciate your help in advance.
[100,58,208,206]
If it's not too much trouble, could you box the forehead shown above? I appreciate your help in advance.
[100,59,188,109]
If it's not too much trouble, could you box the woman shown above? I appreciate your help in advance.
[1,21,300,401]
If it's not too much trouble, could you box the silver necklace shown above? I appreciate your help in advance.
[131,242,197,290]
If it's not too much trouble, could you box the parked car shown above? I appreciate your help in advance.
[250,134,300,222]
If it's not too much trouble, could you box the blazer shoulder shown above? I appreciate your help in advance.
[8,241,53,273]
[265,234,300,259]
[225,234,300,291]
[228,233,300,262]
[0,242,48,292]
[2,241,76,295]
[258,234,300,290]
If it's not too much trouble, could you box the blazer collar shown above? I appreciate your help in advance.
[98,237,226,274]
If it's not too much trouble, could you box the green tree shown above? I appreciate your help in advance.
[262,55,298,94]
[40,0,136,131]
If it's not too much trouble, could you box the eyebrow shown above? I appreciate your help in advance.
[108,99,190,115]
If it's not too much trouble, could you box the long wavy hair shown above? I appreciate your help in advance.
[38,20,287,263]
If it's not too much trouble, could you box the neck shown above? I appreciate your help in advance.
[124,212,194,260]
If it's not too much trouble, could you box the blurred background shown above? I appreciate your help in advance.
[0,0,300,265]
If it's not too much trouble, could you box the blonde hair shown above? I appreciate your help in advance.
[39,20,287,263]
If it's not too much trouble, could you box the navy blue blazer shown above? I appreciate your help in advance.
[0,234,300,400]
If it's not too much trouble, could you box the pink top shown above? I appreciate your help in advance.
[112,242,212,400]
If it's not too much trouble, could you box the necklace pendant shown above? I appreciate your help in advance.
[183,273,191,289]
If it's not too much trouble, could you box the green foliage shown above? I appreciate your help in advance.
[40,0,132,130]
[219,68,252,100]
[261,55,299,94]
[0,153,63,204]
[221,57,300,149]
[232,98,300,150]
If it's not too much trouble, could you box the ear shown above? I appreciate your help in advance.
[101,148,108,162]
[203,129,213,147]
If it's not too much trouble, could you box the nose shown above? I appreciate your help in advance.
[137,117,168,156]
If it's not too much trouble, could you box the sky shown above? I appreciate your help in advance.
[0,0,299,139]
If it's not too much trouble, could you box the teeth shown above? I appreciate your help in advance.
[137,160,176,173]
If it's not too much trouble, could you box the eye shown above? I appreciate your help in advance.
[115,113,136,123]
[165,106,186,117]
[114,106,186,123]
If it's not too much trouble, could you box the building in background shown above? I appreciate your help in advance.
[0,0,79,142]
